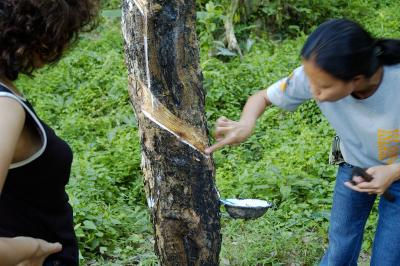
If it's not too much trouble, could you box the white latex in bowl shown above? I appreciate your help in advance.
[223,198,272,208]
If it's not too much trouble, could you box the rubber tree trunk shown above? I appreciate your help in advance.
[121,1,221,265]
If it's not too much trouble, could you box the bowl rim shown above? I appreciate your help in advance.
[221,198,273,209]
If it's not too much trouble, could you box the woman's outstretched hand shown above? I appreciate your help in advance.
[205,116,254,154]
[345,164,400,195]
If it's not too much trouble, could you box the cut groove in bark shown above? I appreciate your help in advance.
[130,75,209,154]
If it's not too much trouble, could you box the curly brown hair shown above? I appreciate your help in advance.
[0,0,99,80]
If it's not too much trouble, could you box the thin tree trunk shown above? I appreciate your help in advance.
[224,0,242,58]
[121,1,221,265]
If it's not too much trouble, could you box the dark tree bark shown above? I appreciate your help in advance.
[121,1,221,265]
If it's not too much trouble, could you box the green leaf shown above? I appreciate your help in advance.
[83,220,97,230]
[280,185,291,199]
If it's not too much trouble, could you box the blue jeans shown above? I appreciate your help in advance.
[320,163,400,266]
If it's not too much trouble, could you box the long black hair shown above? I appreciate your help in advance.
[301,18,400,81]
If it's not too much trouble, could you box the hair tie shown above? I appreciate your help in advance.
[374,45,384,56]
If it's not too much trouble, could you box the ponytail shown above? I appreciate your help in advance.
[375,39,400,65]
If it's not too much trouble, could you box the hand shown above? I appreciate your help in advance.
[17,237,62,266]
[345,164,400,195]
[205,116,254,154]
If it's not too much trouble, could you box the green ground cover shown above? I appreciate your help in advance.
[15,1,400,265]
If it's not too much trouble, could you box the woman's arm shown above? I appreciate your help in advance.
[205,89,271,154]
[0,96,25,191]
[205,66,312,154]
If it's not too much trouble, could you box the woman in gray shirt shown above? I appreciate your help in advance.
[206,19,400,265]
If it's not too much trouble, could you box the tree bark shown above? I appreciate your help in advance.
[121,1,221,265]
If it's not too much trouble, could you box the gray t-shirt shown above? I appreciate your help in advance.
[267,64,400,168]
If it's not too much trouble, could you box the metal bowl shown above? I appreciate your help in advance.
[220,198,273,219]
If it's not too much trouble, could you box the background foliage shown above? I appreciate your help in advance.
[14,0,400,265]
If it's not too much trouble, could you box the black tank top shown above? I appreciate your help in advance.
[0,84,78,265]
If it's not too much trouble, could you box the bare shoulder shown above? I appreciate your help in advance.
[0,96,26,127]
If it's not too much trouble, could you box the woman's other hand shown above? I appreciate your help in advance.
[345,163,400,195]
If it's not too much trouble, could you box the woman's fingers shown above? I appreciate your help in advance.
[216,117,233,127]
[205,116,252,154]
[214,126,234,138]
[356,181,378,189]
[214,117,237,139]
[217,116,229,122]
[352,176,365,184]
[40,241,62,255]
[34,239,62,257]
[345,178,386,194]
[205,136,235,154]
[344,182,376,193]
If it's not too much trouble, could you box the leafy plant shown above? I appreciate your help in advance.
[197,0,377,59]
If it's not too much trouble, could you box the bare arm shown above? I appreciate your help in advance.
[239,89,272,127]
[0,96,25,191]
[205,89,271,154]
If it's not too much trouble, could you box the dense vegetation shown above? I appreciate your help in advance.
[15,0,400,265]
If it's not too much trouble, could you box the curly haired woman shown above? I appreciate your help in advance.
[0,1,99,265]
